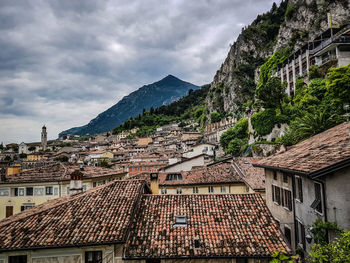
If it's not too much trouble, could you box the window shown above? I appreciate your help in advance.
[34,187,44,196]
[83,185,87,191]
[311,182,323,214]
[0,188,10,196]
[193,187,198,194]
[283,173,288,183]
[161,188,167,194]
[282,189,293,211]
[176,188,182,194]
[296,220,306,250]
[93,182,97,187]
[208,186,214,193]
[21,203,34,211]
[273,171,277,180]
[295,176,303,202]
[284,226,292,245]
[54,187,59,195]
[174,215,187,226]
[236,259,248,263]
[9,256,27,263]
[17,187,25,196]
[46,186,53,195]
[85,251,102,263]
[66,187,70,195]
[194,239,200,249]
[220,186,226,193]
[26,187,33,196]
[272,185,281,205]
[98,181,104,186]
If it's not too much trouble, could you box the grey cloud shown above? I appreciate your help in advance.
[0,0,280,143]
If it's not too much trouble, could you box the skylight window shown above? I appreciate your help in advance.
[174,215,187,226]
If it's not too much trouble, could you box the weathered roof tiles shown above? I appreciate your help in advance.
[0,180,146,251]
[124,193,291,259]
[254,122,350,176]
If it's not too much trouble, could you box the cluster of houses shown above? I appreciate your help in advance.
[0,120,349,263]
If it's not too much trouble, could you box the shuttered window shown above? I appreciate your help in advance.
[296,176,303,202]
[311,182,323,214]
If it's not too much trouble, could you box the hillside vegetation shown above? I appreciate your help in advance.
[112,85,210,137]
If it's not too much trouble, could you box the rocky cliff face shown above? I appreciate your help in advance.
[207,0,350,117]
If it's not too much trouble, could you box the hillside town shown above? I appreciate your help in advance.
[1,116,350,262]
[1,1,350,263]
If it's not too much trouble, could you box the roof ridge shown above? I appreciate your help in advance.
[144,192,260,196]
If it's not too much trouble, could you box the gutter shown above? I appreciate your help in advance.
[252,164,309,176]
[0,241,125,254]
[254,157,350,179]
[123,255,275,260]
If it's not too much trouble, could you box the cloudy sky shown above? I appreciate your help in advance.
[0,0,278,144]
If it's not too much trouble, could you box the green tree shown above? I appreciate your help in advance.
[220,117,248,153]
[287,107,335,143]
[210,112,223,123]
[309,65,322,80]
[255,76,286,111]
[226,138,245,157]
[326,64,350,105]
[269,250,295,263]
[308,231,350,263]
[28,146,36,152]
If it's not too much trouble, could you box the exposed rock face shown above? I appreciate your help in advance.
[207,0,350,116]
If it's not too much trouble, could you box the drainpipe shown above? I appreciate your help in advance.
[320,180,328,243]
[292,174,297,252]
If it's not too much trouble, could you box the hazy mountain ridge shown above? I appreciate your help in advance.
[59,75,200,137]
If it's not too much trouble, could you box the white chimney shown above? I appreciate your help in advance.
[69,170,83,195]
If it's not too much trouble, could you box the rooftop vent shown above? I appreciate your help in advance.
[174,215,187,227]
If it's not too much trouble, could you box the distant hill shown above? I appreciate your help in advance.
[59,75,200,137]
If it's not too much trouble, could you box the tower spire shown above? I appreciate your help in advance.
[41,125,47,150]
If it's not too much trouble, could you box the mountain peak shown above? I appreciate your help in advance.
[59,76,200,137]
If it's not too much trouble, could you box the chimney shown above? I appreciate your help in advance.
[0,168,6,182]
[150,172,159,194]
[69,170,84,195]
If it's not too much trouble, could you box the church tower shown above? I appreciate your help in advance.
[41,125,47,150]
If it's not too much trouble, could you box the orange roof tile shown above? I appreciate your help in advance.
[124,194,291,258]
[254,122,350,176]
[0,180,146,251]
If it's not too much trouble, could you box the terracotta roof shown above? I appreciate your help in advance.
[233,158,265,190]
[0,180,146,251]
[159,162,243,186]
[124,194,291,259]
[254,122,350,176]
[0,163,124,184]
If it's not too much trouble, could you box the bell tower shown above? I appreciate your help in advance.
[41,125,47,150]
